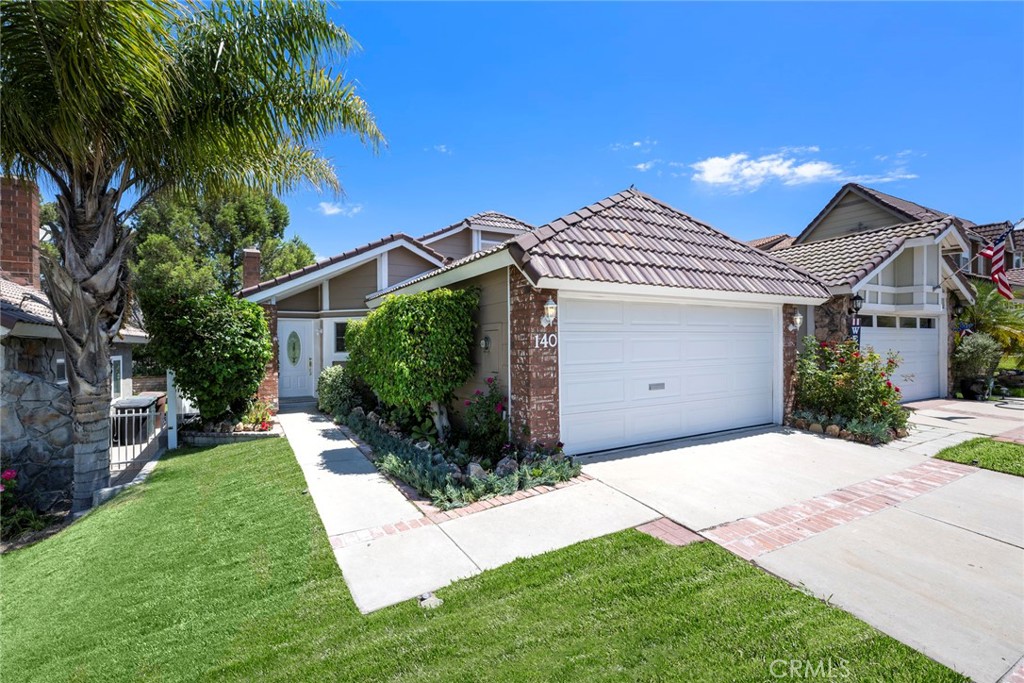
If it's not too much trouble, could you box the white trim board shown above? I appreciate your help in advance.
[538,278,828,306]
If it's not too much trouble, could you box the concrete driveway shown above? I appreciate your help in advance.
[582,427,1024,683]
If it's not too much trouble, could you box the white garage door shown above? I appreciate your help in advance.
[861,317,940,402]
[559,297,778,454]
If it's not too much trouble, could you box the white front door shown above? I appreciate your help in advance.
[560,296,778,454]
[861,317,940,402]
[279,319,315,398]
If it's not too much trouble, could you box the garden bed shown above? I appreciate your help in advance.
[338,407,581,511]
[787,412,909,446]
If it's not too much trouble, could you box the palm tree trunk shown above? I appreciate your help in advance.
[40,185,133,512]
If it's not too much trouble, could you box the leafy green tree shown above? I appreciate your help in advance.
[1,0,382,510]
[134,190,313,291]
[961,281,1024,364]
[348,289,479,438]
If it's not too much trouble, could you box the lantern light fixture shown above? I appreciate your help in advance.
[788,310,804,332]
[541,298,557,327]
[849,293,865,315]
[953,302,964,318]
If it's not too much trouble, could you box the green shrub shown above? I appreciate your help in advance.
[316,365,372,416]
[953,332,1003,381]
[462,376,509,458]
[795,337,908,433]
[349,288,479,437]
[1,468,50,540]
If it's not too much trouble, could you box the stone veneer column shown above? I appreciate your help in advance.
[813,294,852,344]
[508,268,560,447]
[781,303,799,419]
[257,303,279,409]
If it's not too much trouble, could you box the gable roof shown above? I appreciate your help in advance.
[1006,268,1024,289]
[238,233,444,299]
[746,233,795,251]
[795,183,976,244]
[373,189,830,302]
[1,277,147,340]
[772,216,961,288]
[418,211,533,243]
[966,221,1021,251]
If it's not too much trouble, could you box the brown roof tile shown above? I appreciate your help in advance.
[238,233,444,298]
[773,217,960,288]
[508,189,829,299]
[746,233,794,251]
[1,277,146,338]
[417,211,533,242]
[1006,268,1024,288]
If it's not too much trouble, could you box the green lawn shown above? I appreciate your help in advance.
[936,437,1024,477]
[1,440,966,682]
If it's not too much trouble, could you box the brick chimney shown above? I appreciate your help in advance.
[0,177,41,287]
[242,248,261,289]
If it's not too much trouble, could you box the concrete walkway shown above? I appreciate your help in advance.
[277,411,658,613]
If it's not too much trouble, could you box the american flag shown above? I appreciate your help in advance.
[980,226,1015,300]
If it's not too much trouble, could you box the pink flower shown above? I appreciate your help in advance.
[464,400,472,406]
[0,469,16,481]
[475,389,483,395]
[495,402,504,414]
[895,386,901,393]
[486,376,495,384]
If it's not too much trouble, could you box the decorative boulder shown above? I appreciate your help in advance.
[465,462,487,480]
[825,425,841,437]
[809,423,824,434]
[793,419,807,430]
[366,411,379,423]
[494,456,519,477]
[840,429,852,440]
[351,406,365,417]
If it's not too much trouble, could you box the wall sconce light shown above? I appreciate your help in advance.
[540,297,557,327]
[788,310,804,332]
[480,336,491,351]
[953,302,964,318]
[848,293,864,315]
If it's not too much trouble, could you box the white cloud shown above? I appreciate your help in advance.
[633,160,660,172]
[427,144,451,154]
[317,201,363,217]
[611,138,658,152]
[689,147,918,192]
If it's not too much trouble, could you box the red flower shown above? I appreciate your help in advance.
[495,402,504,414]
[881,401,888,407]
[1,469,16,481]
[475,389,483,395]
[820,342,828,348]
[853,352,860,358]
[838,357,845,363]
[260,421,270,431]
[895,386,901,393]
[486,376,495,385]
[464,400,472,406]
[886,381,892,388]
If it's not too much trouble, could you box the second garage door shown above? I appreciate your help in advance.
[559,296,778,454]
[860,316,940,402]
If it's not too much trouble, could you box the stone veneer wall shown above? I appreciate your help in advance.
[813,294,851,344]
[257,303,279,409]
[508,268,559,447]
[782,303,799,418]
[946,291,958,397]
[1,338,73,512]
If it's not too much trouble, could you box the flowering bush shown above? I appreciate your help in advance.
[463,376,509,460]
[1,469,49,540]
[240,399,275,430]
[795,337,909,435]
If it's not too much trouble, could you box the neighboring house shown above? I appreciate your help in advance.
[0,178,147,511]
[745,233,794,251]
[240,212,534,406]
[761,183,980,402]
[367,188,829,455]
[959,221,1023,295]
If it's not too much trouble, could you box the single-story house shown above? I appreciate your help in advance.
[239,212,534,407]
[0,178,147,511]
[366,188,830,455]
[761,183,980,402]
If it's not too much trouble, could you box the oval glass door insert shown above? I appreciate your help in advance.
[286,331,301,366]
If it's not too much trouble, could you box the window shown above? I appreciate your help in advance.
[1014,253,1023,269]
[479,239,505,251]
[876,316,897,328]
[110,356,123,399]
[919,318,936,329]
[958,253,970,270]
[334,322,347,353]
[898,317,917,329]
[859,315,874,328]
[55,356,67,384]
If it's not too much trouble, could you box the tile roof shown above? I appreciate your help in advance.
[746,234,795,251]
[1006,268,1024,289]
[966,221,1022,251]
[418,211,533,242]
[773,217,959,288]
[508,189,829,299]
[1,277,146,338]
[238,233,444,298]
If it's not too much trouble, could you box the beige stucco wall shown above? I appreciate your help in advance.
[806,193,901,243]
[429,230,473,261]
[451,267,510,414]
[388,247,436,286]
[328,261,377,311]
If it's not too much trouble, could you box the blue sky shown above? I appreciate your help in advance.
[283,2,1024,257]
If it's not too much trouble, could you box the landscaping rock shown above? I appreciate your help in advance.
[233,423,245,433]
[825,425,841,437]
[418,592,444,609]
[494,456,519,477]
[840,429,852,440]
[366,411,379,423]
[809,423,824,434]
[441,462,462,481]
[465,462,487,480]
[351,406,365,417]
[794,419,807,430]
[896,428,909,439]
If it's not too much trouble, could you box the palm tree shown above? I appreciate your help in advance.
[1,1,382,510]
[961,281,1024,364]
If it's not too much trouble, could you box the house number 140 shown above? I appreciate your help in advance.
[533,333,558,348]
